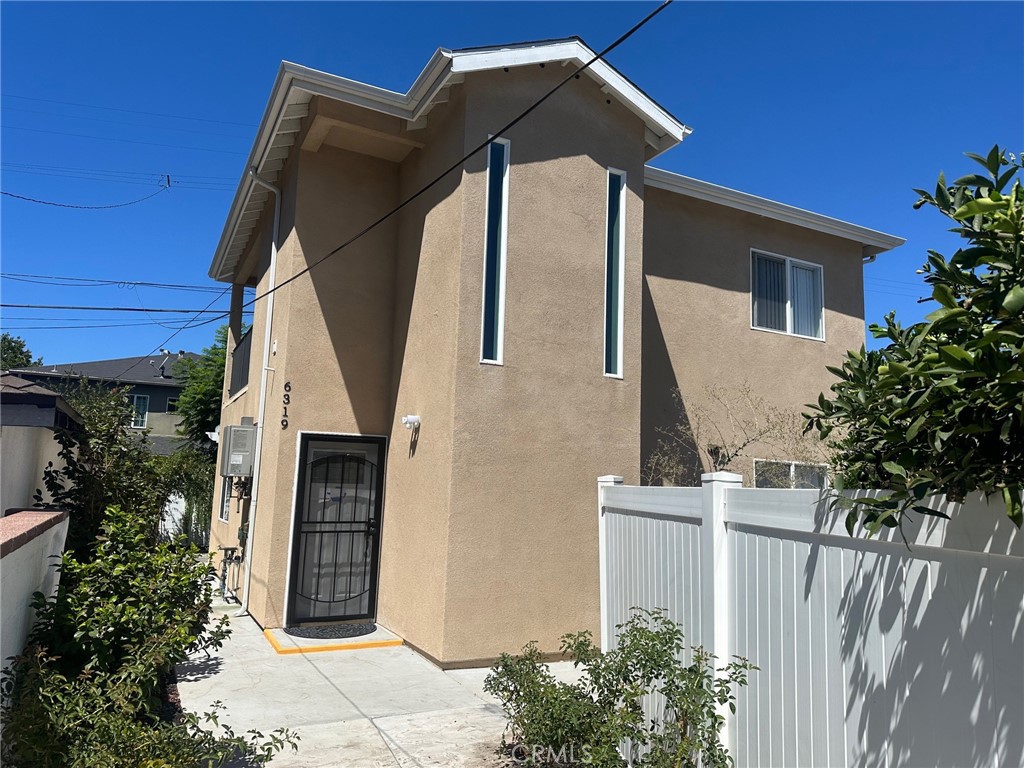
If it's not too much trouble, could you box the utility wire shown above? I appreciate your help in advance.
[3,320,215,331]
[243,0,674,312]
[106,1,673,381]
[1,185,168,209]
[3,106,250,140]
[2,272,231,293]
[2,93,258,128]
[1,125,247,156]
[1,303,230,313]
[109,289,232,380]
[2,162,234,180]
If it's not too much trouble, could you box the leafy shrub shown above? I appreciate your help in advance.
[1,506,297,766]
[484,609,754,768]
[805,146,1023,531]
[36,378,172,557]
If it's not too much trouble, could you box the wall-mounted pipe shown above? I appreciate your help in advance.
[235,168,281,619]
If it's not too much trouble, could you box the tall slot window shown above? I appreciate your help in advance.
[481,138,510,364]
[604,170,626,377]
[751,250,824,340]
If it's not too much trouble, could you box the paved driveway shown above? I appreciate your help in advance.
[176,612,511,767]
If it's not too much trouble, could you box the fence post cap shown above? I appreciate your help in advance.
[701,471,743,484]
[597,475,625,485]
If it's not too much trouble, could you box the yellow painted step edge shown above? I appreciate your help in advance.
[263,628,403,655]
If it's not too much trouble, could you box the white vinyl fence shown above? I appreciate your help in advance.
[598,473,1023,768]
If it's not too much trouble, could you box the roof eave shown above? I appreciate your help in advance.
[209,41,690,282]
[644,167,905,254]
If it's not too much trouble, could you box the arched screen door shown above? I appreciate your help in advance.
[288,436,385,624]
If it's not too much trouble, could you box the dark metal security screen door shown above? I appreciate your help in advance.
[289,437,385,623]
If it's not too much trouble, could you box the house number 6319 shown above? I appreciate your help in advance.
[282,382,292,429]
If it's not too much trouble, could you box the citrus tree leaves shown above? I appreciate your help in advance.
[805,146,1024,532]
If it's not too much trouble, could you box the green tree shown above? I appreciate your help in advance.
[805,146,1023,533]
[173,325,228,457]
[1,332,42,370]
[37,379,171,558]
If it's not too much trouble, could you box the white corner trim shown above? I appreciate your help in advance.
[644,167,905,254]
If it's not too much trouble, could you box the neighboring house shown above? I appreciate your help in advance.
[206,38,903,666]
[9,353,198,456]
[0,374,82,513]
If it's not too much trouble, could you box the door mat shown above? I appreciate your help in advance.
[283,623,376,640]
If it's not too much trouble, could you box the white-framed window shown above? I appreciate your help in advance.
[751,250,824,340]
[129,394,149,429]
[481,137,510,364]
[166,397,178,413]
[219,476,232,522]
[604,169,626,378]
[754,459,829,489]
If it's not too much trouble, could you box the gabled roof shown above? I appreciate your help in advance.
[10,353,200,388]
[209,38,691,282]
[644,167,905,258]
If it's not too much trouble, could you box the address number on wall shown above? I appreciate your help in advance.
[282,381,291,429]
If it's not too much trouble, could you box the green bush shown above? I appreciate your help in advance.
[484,610,754,768]
[1,506,297,767]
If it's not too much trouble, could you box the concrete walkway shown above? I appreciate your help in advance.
[176,608,512,767]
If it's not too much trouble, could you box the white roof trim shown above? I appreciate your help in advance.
[644,167,905,255]
[210,39,690,282]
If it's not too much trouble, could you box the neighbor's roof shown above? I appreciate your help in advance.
[10,353,201,388]
[209,37,691,282]
[0,373,83,426]
[644,167,905,258]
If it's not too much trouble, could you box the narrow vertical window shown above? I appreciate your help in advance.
[481,138,509,364]
[604,170,626,377]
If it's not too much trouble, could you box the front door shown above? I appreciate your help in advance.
[288,435,386,624]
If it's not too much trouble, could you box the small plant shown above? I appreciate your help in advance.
[484,609,755,767]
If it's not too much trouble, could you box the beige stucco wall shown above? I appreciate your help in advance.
[641,188,867,485]
[208,63,873,668]
[0,426,61,511]
[439,68,649,664]
[373,88,467,659]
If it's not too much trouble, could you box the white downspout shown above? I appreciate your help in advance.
[235,168,280,618]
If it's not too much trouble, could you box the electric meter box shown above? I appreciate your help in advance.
[220,424,256,477]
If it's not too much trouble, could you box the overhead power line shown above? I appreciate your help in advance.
[1,303,233,313]
[109,0,674,380]
[1,272,231,293]
[0,185,168,209]
[244,0,674,313]
[109,288,232,380]
[1,125,247,156]
[2,161,234,181]
[3,106,250,140]
[2,93,257,128]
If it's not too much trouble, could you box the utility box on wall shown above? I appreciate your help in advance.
[220,424,256,477]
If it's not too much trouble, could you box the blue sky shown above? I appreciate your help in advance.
[2,1,1021,365]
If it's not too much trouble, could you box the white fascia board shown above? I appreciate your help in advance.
[449,40,689,143]
[209,56,457,281]
[209,42,691,281]
[644,167,905,254]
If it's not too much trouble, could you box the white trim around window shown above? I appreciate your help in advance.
[753,458,830,489]
[129,394,149,429]
[750,248,825,341]
[604,168,627,378]
[219,476,232,523]
[480,136,510,365]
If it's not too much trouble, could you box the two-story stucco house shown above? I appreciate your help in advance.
[207,38,902,667]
